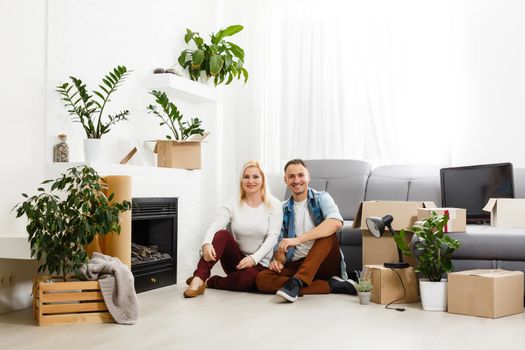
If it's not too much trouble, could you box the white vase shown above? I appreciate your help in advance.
[419,279,448,311]
[358,291,371,305]
[83,138,102,164]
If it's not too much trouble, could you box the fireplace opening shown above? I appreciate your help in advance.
[131,197,177,293]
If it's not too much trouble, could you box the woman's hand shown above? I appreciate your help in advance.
[236,256,256,270]
[202,244,216,262]
[268,259,284,273]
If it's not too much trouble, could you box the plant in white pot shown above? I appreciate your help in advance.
[56,65,131,163]
[394,212,460,311]
[355,269,373,305]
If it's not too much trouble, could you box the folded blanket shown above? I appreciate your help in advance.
[79,252,139,325]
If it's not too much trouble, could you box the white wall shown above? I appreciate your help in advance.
[0,0,47,237]
[451,0,525,167]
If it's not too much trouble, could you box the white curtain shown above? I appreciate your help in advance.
[252,0,456,172]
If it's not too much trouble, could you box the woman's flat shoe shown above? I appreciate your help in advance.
[183,280,206,298]
[186,276,194,286]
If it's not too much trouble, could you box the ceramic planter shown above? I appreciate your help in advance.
[419,278,447,311]
[358,291,372,305]
[83,138,102,164]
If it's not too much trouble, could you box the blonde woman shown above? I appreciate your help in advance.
[184,160,283,297]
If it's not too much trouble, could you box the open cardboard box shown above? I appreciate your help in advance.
[353,200,436,266]
[483,198,525,228]
[153,133,209,170]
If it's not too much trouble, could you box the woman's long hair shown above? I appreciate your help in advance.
[238,160,272,208]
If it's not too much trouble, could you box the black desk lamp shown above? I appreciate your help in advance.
[365,215,409,269]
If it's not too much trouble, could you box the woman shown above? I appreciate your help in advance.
[184,160,283,297]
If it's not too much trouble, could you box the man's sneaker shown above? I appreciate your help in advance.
[329,276,358,295]
[276,277,303,302]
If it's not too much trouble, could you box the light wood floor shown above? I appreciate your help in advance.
[1,283,524,350]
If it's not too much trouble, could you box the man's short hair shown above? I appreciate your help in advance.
[284,159,307,173]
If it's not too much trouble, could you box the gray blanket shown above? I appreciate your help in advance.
[79,252,139,325]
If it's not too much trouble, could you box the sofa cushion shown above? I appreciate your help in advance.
[365,165,441,203]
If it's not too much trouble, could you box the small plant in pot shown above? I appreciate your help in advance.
[355,269,373,305]
[394,212,461,311]
[178,25,248,86]
[56,65,131,163]
[14,166,131,281]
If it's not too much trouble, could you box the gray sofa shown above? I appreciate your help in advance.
[300,159,525,280]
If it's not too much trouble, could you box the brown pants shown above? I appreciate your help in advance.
[255,234,341,294]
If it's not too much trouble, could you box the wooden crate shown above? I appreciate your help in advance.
[33,276,114,326]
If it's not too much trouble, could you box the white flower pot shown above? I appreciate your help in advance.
[83,138,102,164]
[358,291,371,305]
[419,279,447,311]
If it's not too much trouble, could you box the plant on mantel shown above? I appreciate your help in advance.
[56,65,131,139]
[178,25,248,86]
[14,166,131,281]
[147,90,205,140]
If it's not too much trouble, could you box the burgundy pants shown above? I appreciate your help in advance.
[193,230,265,292]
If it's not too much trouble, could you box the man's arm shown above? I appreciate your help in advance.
[278,218,342,253]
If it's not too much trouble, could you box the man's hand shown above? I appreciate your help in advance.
[202,244,216,262]
[278,237,301,254]
[236,256,255,270]
[268,259,284,273]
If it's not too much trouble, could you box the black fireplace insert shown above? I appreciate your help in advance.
[131,197,177,293]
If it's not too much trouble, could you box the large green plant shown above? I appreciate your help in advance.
[178,25,248,86]
[14,166,131,281]
[394,212,461,282]
[56,65,131,139]
[147,90,204,140]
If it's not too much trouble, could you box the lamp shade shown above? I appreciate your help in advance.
[365,215,394,238]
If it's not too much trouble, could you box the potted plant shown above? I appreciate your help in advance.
[147,90,207,169]
[394,212,461,311]
[355,269,373,305]
[178,25,248,86]
[56,65,131,163]
[14,165,131,281]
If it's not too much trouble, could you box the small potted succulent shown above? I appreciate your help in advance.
[355,269,373,305]
[56,65,131,163]
[394,212,461,311]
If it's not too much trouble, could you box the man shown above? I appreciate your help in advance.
[255,159,356,302]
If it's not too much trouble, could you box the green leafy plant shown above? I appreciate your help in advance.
[56,65,131,139]
[147,90,204,140]
[355,269,373,293]
[14,166,131,281]
[394,212,461,282]
[178,25,248,86]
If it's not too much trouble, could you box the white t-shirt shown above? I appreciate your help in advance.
[291,199,316,261]
[202,196,283,267]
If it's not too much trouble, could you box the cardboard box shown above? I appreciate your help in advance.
[483,198,525,228]
[154,134,208,169]
[448,269,524,318]
[366,265,419,304]
[353,201,436,266]
[417,208,466,233]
